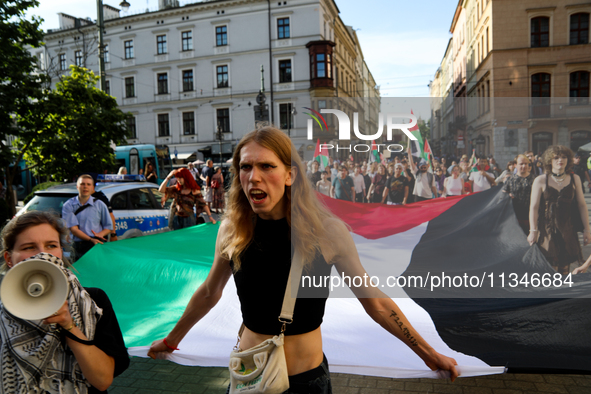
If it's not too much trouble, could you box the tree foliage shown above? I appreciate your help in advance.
[0,0,46,215]
[18,66,131,181]
[418,118,430,143]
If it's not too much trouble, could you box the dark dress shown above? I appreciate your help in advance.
[212,173,225,211]
[371,173,387,203]
[537,175,583,274]
[502,174,533,234]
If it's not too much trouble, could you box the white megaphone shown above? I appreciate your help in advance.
[1,259,69,320]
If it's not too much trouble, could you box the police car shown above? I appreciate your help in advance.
[17,175,171,239]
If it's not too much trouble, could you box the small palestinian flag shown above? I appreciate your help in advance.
[313,139,329,171]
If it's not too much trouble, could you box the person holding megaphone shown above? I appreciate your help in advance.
[0,211,129,393]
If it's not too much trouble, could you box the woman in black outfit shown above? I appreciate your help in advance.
[0,211,129,393]
[148,127,458,393]
[145,162,158,184]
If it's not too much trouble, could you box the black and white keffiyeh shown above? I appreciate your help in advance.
[0,253,103,394]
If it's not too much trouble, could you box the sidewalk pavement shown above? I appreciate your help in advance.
[109,357,591,394]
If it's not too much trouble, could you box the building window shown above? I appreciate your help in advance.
[531,17,549,48]
[157,35,167,54]
[279,59,292,83]
[216,65,228,88]
[75,50,83,66]
[104,44,109,63]
[317,54,326,77]
[570,71,590,105]
[59,53,66,70]
[279,103,294,130]
[216,25,227,46]
[36,52,45,70]
[311,53,332,79]
[183,70,194,91]
[125,77,135,98]
[570,13,589,45]
[183,112,195,135]
[182,31,193,51]
[105,80,110,96]
[532,73,551,97]
[157,73,168,94]
[216,108,230,132]
[126,116,137,139]
[124,40,134,59]
[531,73,551,118]
[278,18,290,39]
[158,114,170,136]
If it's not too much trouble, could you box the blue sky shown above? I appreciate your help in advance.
[31,0,458,101]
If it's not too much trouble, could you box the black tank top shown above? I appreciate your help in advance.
[231,217,332,336]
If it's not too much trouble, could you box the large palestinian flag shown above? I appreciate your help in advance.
[74,187,591,377]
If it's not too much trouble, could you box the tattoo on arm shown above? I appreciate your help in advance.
[390,310,418,346]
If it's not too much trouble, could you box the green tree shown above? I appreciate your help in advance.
[17,66,131,182]
[0,0,46,216]
[418,118,430,143]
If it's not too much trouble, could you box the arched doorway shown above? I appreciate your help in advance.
[570,130,591,153]
[532,132,553,156]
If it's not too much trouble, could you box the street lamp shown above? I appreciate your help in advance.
[98,0,132,91]
[119,0,130,11]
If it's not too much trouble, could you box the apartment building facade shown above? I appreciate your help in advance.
[33,0,380,163]
[430,0,591,166]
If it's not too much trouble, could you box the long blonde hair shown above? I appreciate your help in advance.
[220,126,338,271]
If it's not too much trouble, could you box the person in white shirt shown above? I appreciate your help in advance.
[469,157,496,192]
[443,164,466,197]
[408,153,437,202]
[187,162,198,180]
[352,165,366,202]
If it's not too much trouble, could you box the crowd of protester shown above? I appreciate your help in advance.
[306,149,591,205]
[306,146,591,275]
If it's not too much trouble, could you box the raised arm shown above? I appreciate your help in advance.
[159,170,176,194]
[407,145,417,173]
[327,220,458,380]
[148,221,233,358]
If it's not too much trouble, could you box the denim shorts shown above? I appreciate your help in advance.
[226,354,331,394]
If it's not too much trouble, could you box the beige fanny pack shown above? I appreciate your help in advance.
[228,250,304,394]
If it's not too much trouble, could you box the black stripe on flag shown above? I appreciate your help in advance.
[402,187,591,373]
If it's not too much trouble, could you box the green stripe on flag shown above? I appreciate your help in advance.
[74,223,219,347]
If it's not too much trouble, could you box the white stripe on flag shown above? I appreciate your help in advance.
[129,224,503,378]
